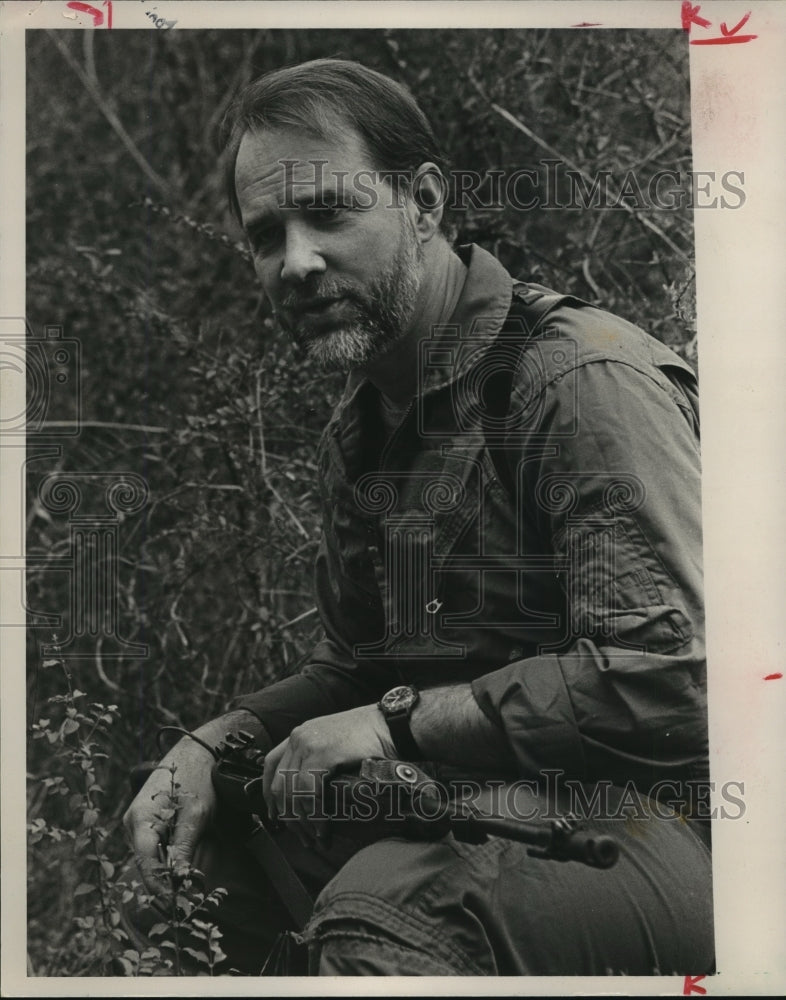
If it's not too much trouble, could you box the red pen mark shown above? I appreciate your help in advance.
[683,974,708,995]
[721,11,752,35]
[572,22,603,28]
[691,33,757,45]
[681,1,711,31]
[104,0,112,30]
[681,2,757,44]
[764,672,783,681]
[685,3,757,45]
[66,1,104,26]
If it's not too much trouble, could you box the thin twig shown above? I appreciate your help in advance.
[622,134,680,173]
[268,482,309,539]
[169,594,190,649]
[40,421,168,433]
[283,538,319,564]
[93,638,121,693]
[82,28,97,85]
[275,606,318,632]
[255,369,267,480]
[46,32,171,198]
[186,34,266,211]
[581,257,601,300]
[488,101,691,265]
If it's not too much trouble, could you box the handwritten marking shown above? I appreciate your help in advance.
[145,7,177,29]
[682,3,757,45]
[721,11,752,36]
[683,974,707,995]
[66,1,104,26]
[764,672,783,681]
[681,2,711,31]
[691,34,757,45]
[63,0,111,26]
[571,22,602,28]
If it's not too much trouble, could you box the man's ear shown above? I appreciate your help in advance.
[409,162,448,242]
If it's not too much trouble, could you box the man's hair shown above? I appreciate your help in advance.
[221,58,448,222]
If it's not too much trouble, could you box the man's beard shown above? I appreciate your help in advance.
[276,218,424,373]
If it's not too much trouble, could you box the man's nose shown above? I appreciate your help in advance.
[280,226,326,284]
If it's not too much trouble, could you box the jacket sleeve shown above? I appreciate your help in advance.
[234,535,401,745]
[470,347,708,789]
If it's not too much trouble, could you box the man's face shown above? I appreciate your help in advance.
[234,125,424,372]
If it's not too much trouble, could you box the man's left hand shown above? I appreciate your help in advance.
[262,703,396,841]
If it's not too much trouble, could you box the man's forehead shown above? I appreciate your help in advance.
[235,124,375,181]
[234,124,387,224]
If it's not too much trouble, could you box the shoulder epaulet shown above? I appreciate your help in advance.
[504,282,591,338]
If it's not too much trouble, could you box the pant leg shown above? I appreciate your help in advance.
[305,795,715,976]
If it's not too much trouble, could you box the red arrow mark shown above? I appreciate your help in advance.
[683,974,707,995]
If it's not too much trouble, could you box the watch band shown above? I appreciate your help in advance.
[385,711,422,761]
[378,685,422,760]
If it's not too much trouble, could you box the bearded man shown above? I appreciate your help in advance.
[124,58,714,977]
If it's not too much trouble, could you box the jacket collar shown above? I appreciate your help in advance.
[335,243,514,418]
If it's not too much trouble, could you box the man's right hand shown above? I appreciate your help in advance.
[122,709,263,898]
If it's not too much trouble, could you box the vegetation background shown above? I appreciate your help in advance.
[25,27,695,975]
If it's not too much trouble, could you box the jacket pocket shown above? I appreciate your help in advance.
[551,510,694,656]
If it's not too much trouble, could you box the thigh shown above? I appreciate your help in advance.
[305,806,715,976]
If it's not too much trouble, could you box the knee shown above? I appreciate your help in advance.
[315,936,463,975]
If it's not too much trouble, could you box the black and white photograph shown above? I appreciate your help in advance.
[2,1,785,993]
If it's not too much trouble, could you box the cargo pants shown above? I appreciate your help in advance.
[123,785,715,976]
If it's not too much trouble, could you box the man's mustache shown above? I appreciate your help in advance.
[279,279,362,314]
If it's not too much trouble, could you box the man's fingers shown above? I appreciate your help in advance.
[124,781,209,898]
[134,847,171,900]
[126,822,170,898]
[263,727,336,842]
[167,842,195,881]
[128,817,164,860]
[123,799,167,892]
[167,798,210,872]
[130,810,202,898]
[276,764,331,850]
[262,739,288,812]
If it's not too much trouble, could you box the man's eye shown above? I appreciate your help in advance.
[248,227,279,254]
[310,205,346,223]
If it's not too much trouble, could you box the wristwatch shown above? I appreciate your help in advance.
[378,684,421,760]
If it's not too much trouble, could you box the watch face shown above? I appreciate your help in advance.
[382,685,417,713]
